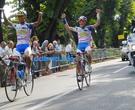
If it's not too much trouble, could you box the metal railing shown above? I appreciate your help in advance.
[92,48,120,61]
[0,48,120,87]
[32,48,120,74]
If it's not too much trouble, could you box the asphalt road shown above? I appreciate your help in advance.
[0,58,135,110]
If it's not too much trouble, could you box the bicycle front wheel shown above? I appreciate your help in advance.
[24,73,34,96]
[76,73,84,90]
[85,72,91,87]
[5,67,17,102]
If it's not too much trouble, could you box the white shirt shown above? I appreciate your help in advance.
[0,47,6,58]
[54,44,62,52]
[65,44,72,53]
[5,46,13,57]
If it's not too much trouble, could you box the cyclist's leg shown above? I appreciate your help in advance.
[24,46,32,74]
[76,49,82,74]
[76,43,87,74]
[85,46,92,72]
[85,46,92,64]
[16,44,32,74]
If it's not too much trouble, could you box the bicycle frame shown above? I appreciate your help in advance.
[77,52,88,73]
[76,51,91,90]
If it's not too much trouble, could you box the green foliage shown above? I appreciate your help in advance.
[1,0,135,47]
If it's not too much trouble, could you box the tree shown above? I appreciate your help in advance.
[2,0,135,48]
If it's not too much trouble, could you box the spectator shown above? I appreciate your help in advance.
[31,40,41,77]
[47,43,55,73]
[53,40,59,51]
[31,40,41,55]
[47,43,55,56]
[31,36,39,46]
[65,42,73,63]
[40,40,50,76]
[53,40,63,52]
[41,40,49,52]
[0,41,7,58]
[53,40,62,72]
[5,40,14,57]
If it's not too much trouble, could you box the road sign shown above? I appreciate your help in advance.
[118,34,124,40]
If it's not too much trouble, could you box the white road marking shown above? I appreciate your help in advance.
[26,89,73,110]
[113,66,129,73]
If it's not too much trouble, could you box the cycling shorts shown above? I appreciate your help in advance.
[77,42,91,53]
[16,44,30,54]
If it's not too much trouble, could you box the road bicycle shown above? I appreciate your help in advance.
[0,54,34,102]
[76,52,92,90]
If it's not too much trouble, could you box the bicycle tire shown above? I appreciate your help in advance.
[24,73,34,96]
[76,62,85,90]
[5,67,17,102]
[76,73,84,90]
[85,72,91,87]
[84,62,91,87]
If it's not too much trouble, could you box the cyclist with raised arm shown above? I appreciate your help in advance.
[61,9,101,81]
[3,10,42,77]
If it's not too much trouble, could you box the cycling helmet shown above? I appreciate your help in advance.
[133,28,135,33]
[78,16,87,21]
[17,11,26,16]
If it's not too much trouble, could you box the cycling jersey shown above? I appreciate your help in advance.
[72,25,94,52]
[12,23,33,53]
[12,23,33,45]
[72,25,94,43]
[16,44,29,54]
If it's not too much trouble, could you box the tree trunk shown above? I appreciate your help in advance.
[41,0,70,42]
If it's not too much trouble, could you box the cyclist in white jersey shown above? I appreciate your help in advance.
[3,10,42,74]
[61,9,101,78]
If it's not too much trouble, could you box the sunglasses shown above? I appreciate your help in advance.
[79,19,86,22]
[17,15,24,17]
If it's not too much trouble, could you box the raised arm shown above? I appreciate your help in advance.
[61,13,76,32]
[92,9,101,28]
[2,10,13,26]
[33,11,43,27]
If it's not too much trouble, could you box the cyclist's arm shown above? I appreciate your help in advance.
[3,11,13,26]
[64,23,77,32]
[92,9,101,28]
[32,12,43,27]
[61,13,77,32]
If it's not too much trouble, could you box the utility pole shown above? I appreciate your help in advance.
[0,0,5,42]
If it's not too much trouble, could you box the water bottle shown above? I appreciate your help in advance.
[17,70,21,79]
[17,70,24,79]
[20,70,24,79]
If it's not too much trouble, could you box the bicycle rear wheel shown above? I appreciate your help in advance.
[24,73,34,96]
[5,67,17,102]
